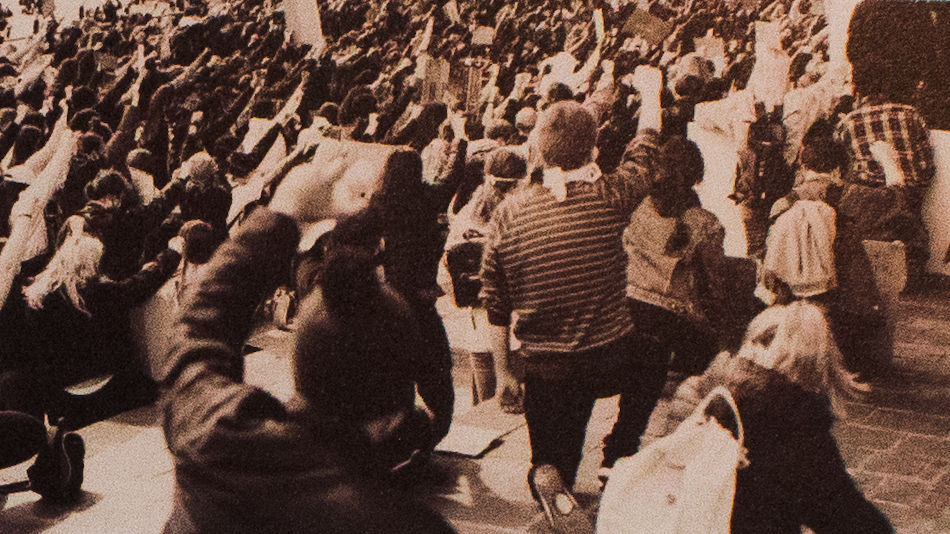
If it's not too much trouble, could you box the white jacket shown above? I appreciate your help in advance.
[760,200,837,300]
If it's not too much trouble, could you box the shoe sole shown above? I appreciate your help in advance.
[528,465,594,534]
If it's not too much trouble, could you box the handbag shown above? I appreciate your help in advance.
[596,386,746,534]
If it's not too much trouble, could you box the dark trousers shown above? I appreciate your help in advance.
[410,302,455,445]
[827,306,892,377]
[627,299,719,376]
[523,333,668,489]
[741,201,770,260]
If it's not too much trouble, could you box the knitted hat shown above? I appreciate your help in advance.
[486,148,527,180]
[535,101,597,171]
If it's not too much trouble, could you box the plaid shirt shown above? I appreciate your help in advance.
[835,103,936,196]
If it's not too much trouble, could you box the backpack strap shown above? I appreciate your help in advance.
[695,386,743,447]
[695,386,750,468]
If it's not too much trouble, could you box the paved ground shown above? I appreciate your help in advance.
[427,278,950,534]
[835,285,950,534]
[2,1,950,531]
[5,281,950,533]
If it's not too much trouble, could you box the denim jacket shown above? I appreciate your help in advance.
[623,196,726,323]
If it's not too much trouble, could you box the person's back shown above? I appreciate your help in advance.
[480,91,667,512]
[485,177,631,352]
[163,395,424,534]
[159,146,456,533]
[702,355,881,533]
[666,303,893,534]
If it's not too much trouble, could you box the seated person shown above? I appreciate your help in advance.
[153,146,455,533]
[666,301,892,534]
[0,210,181,423]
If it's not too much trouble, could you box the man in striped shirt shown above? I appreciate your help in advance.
[479,67,669,496]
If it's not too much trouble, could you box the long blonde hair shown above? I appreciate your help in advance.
[23,216,103,316]
[736,301,864,417]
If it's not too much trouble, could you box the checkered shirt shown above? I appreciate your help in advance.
[835,103,935,193]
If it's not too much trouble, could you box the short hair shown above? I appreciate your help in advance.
[515,107,537,132]
[339,88,377,125]
[536,101,597,171]
[485,148,527,179]
[659,135,705,187]
[9,125,43,167]
[799,118,845,173]
[70,85,98,113]
[485,120,516,142]
[847,1,934,102]
[546,82,574,104]
[180,219,216,264]
[318,102,340,126]
[85,170,124,197]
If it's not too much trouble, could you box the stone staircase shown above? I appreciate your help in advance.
[833,281,950,534]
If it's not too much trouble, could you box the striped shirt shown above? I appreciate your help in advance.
[480,132,658,355]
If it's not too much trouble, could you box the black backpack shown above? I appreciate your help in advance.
[445,235,485,309]
[730,104,794,208]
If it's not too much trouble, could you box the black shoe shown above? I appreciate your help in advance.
[27,422,85,504]
[63,432,84,498]
[527,464,594,534]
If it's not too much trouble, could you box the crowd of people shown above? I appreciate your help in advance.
[0,0,945,530]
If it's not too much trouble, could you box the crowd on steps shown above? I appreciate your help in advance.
[0,0,947,532]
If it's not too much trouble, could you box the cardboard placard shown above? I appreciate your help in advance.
[746,21,790,109]
[472,26,496,46]
[421,56,451,104]
[282,0,326,55]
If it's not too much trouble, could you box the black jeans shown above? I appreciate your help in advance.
[523,332,668,489]
[410,302,455,445]
[627,299,719,376]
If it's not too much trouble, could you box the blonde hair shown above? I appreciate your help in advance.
[23,216,103,316]
[737,301,862,417]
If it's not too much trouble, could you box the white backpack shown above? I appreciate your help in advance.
[597,387,746,534]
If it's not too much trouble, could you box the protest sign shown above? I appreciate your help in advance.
[472,26,495,46]
[283,0,326,55]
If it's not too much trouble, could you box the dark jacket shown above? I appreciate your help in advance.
[156,208,454,534]
[27,247,181,385]
[667,353,893,534]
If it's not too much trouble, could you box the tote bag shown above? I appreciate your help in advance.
[596,386,745,534]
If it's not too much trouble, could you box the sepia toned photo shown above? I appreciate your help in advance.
[0,0,947,532]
